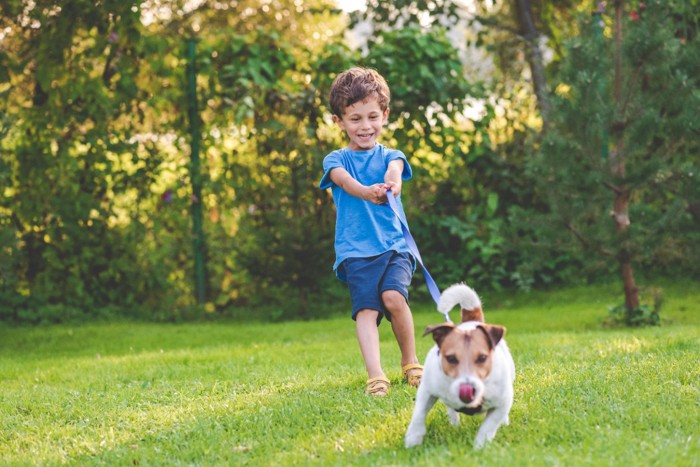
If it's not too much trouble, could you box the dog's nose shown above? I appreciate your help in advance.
[459,383,475,403]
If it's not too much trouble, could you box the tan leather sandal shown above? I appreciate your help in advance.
[402,363,423,387]
[365,376,390,396]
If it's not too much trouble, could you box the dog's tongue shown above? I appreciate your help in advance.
[459,383,475,403]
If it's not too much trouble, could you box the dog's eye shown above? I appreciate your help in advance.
[476,354,488,364]
[446,354,459,365]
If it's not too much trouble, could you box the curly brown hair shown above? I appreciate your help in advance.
[329,67,390,117]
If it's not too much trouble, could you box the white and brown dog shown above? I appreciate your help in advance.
[405,283,515,449]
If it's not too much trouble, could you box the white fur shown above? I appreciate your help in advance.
[406,285,515,450]
[438,283,482,315]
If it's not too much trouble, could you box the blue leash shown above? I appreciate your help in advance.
[386,189,451,323]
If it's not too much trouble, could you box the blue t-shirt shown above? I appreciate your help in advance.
[319,144,413,280]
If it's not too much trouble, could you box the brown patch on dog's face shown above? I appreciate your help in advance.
[424,324,506,381]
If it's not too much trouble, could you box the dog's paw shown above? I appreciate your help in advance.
[446,407,461,426]
[474,428,496,450]
[405,431,425,448]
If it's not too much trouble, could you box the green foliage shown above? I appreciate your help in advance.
[605,286,664,327]
[215,27,296,123]
[203,26,342,318]
[1,1,698,323]
[511,2,700,289]
[0,1,352,321]
[469,0,581,83]
[365,27,473,144]
[350,0,460,30]
[0,1,180,320]
[606,303,660,327]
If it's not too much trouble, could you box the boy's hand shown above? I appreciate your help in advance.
[363,183,389,204]
[384,180,401,197]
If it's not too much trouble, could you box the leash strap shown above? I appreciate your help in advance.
[386,189,451,323]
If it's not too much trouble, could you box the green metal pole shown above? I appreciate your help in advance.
[593,3,610,161]
[186,38,207,305]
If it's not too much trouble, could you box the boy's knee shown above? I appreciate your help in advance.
[355,308,382,327]
[381,290,406,312]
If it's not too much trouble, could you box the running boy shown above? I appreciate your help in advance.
[319,67,423,397]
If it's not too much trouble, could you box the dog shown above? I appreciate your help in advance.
[405,283,515,449]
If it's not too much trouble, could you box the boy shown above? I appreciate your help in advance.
[319,67,423,397]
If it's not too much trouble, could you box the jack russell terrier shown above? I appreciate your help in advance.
[405,283,515,449]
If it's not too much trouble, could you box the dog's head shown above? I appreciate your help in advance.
[423,322,506,407]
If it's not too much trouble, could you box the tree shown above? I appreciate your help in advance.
[470,0,581,130]
[513,0,552,127]
[513,1,700,324]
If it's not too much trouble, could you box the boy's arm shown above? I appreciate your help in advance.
[329,167,389,204]
[384,159,404,197]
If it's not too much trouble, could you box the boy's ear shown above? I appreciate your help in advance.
[383,107,390,122]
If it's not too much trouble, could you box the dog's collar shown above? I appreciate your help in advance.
[456,405,483,416]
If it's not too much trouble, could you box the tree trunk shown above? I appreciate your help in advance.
[611,0,640,311]
[514,0,551,129]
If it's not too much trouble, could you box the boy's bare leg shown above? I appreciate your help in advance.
[382,290,420,367]
[355,309,385,379]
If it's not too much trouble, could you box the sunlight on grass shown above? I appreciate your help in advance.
[596,335,644,354]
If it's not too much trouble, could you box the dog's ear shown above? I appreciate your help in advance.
[423,323,456,346]
[477,324,506,349]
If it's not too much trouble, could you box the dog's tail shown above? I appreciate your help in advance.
[438,283,484,323]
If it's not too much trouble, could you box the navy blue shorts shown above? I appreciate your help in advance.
[338,250,414,325]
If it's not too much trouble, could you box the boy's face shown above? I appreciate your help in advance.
[333,96,389,151]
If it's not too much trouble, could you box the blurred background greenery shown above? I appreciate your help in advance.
[0,0,697,323]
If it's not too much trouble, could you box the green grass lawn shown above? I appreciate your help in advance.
[1,281,698,465]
